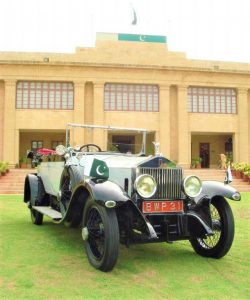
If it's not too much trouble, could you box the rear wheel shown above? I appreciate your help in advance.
[30,178,45,225]
[31,208,43,225]
[190,197,234,258]
[82,196,119,272]
[61,166,84,227]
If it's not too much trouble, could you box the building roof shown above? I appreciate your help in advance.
[0,32,250,75]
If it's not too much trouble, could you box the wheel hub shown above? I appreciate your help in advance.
[82,227,89,241]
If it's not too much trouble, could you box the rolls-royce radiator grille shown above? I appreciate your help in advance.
[138,168,183,199]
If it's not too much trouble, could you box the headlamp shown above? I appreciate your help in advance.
[183,175,202,198]
[134,174,157,198]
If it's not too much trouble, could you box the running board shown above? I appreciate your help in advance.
[33,206,62,219]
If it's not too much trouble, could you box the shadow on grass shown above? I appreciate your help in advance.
[28,217,196,269]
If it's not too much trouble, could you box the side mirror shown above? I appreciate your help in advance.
[56,145,66,156]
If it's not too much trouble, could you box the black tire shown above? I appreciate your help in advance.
[82,196,119,272]
[30,178,45,225]
[31,208,43,225]
[190,197,234,258]
[61,166,84,227]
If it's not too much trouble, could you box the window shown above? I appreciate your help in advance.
[188,87,237,114]
[51,141,63,150]
[104,83,159,112]
[16,81,74,109]
[31,141,43,150]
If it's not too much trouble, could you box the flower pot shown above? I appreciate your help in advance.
[20,163,27,169]
[235,171,241,179]
[243,174,249,182]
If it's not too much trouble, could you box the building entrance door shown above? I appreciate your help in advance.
[200,143,210,168]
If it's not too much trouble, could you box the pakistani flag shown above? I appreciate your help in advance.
[84,157,109,180]
[224,165,233,184]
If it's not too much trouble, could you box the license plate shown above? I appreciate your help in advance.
[142,200,183,214]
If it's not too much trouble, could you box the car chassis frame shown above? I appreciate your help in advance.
[24,123,241,271]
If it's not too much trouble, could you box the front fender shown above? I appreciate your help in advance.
[65,179,158,239]
[62,179,130,227]
[24,174,38,206]
[83,179,130,206]
[195,181,241,204]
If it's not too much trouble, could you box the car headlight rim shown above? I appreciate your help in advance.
[183,175,202,198]
[134,174,157,198]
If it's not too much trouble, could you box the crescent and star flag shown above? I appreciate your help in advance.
[224,165,233,184]
[84,157,109,180]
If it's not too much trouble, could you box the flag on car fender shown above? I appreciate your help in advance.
[84,157,109,180]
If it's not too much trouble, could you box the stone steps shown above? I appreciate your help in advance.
[0,169,33,194]
[184,168,250,192]
[0,168,249,194]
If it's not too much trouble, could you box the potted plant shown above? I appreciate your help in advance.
[233,163,241,179]
[19,157,28,168]
[239,163,249,179]
[242,164,250,182]
[3,162,9,173]
[243,171,249,182]
[0,163,7,176]
[191,157,202,169]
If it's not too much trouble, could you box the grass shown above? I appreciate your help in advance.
[0,194,250,300]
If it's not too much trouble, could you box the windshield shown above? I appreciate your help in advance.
[66,123,154,155]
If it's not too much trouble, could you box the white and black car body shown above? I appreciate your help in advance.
[24,123,241,272]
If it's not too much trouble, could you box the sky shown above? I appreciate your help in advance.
[1,0,250,63]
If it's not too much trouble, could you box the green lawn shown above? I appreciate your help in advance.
[0,194,249,300]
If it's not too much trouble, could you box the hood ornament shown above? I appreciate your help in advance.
[152,142,161,156]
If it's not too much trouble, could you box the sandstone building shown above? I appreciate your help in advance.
[0,32,249,168]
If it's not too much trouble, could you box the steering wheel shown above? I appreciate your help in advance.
[79,144,102,152]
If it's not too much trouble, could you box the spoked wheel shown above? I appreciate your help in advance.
[82,196,119,272]
[190,197,234,258]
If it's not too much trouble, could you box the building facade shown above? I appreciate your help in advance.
[0,33,249,168]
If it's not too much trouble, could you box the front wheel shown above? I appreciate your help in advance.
[190,197,234,258]
[82,196,119,272]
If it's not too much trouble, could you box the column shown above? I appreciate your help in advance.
[237,88,249,161]
[0,81,4,161]
[177,85,190,168]
[159,84,170,157]
[73,81,85,146]
[3,80,17,166]
[93,81,106,150]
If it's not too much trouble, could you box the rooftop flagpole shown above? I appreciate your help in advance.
[130,2,137,26]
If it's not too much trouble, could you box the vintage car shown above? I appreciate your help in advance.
[24,123,241,272]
